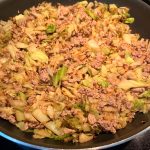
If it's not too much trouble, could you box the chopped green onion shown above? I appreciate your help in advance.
[81,78,93,88]
[133,99,145,110]
[18,92,27,101]
[52,65,68,87]
[124,17,135,24]
[25,129,34,133]
[124,13,130,18]
[93,76,109,88]
[74,103,85,111]
[85,8,98,20]
[99,80,109,88]
[140,90,150,98]
[53,134,70,141]
[68,118,82,130]
[46,24,56,34]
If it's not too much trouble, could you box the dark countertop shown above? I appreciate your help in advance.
[0,130,150,150]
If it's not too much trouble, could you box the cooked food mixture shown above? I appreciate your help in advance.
[0,1,150,143]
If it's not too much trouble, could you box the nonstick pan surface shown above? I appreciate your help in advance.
[0,0,150,149]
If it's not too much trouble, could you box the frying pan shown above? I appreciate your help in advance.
[0,0,150,149]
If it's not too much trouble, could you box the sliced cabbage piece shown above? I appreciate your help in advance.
[24,112,37,122]
[0,107,14,115]
[16,121,28,131]
[101,65,108,77]
[62,87,75,98]
[16,42,28,49]
[7,44,18,59]
[87,39,99,51]
[140,90,150,99]
[33,129,52,139]
[79,133,93,143]
[109,4,118,13]
[29,50,48,63]
[45,121,61,135]
[47,105,55,119]
[81,77,93,88]
[15,14,25,21]
[101,47,111,55]
[133,99,145,112]
[118,79,150,90]
[67,23,77,37]
[15,110,25,121]
[32,109,50,123]
[125,53,134,64]
[13,72,26,84]
[123,34,132,44]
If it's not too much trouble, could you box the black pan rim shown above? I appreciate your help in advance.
[0,112,150,149]
[0,127,150,150]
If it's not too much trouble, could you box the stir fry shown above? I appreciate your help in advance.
[0,1,150,143]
